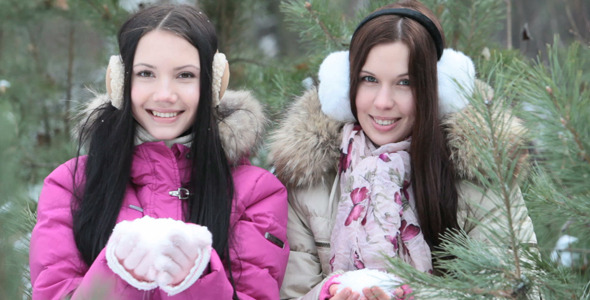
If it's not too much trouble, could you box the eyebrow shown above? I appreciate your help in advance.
[360,70,409,77]
[133,63,200,71]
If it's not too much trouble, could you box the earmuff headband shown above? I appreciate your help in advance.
[353,8,443,60]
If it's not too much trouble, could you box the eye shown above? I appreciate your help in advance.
[178,72,196,79]
[136,70,154,78]
[361,75,378,83]
[398,79,410,86]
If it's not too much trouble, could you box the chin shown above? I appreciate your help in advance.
[149,131,182,141]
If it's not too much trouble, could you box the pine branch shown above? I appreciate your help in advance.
[515,36,590,197]
[303,2,341,47]
[546,86,590,165]
[486,103,523,279]
[280,0,351,51]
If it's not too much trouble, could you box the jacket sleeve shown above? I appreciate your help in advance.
[29,160,119,300]
[280,184,334,300]
[195,165,289,300]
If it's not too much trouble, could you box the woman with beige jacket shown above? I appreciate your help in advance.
[269,1,537,299]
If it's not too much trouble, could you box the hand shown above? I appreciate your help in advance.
[112,234,157,282]
[329,285,362,300]
[394,284,414,300]
[362,286,390,300]
[154,233,201,286]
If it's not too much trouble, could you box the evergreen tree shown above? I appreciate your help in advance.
[0,1,128,298]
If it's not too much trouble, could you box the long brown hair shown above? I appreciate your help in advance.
[349,0,459,250]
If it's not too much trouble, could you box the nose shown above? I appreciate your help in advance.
[153,78,178,103]
[373,85,394,110]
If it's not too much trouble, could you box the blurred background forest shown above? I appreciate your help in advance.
[1,0,589,299]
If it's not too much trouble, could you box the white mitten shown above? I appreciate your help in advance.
[336,269,401,296]
[154,222,212,295]
[106,220,159,291]
[106,216,213,295]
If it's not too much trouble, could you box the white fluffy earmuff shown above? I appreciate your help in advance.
[105,55,124,109]
[317,48,475,122]
[212,52,230,107]
[105,52,230,109]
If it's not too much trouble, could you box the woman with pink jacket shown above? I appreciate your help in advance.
[29,4,288,299]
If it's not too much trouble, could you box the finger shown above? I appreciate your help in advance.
[146,266,158,282]
[361,287,375,300]
[156,271,173,287]
[122,243,149,270]
[332,288,357,300]
[329,284,340,296]
[133,252,154,279]
[169,234,199,261]
[394,286,404,297]
[370,286,389,299]
[154,255,185,286]
[114,235,138,261]
[348,292,361,300]
[161,241,193,268]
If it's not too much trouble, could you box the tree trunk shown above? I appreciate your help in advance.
[65,23,75,136]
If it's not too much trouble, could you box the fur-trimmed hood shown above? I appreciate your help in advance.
[267,84,528,188]
[75,89,267,164]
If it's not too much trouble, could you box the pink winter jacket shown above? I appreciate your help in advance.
[30,91,289,300]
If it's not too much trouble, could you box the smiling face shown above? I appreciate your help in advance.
[131,30,201,140]
[355,41,416,146]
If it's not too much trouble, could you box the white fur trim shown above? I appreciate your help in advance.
[437,48,475,117]
[106,216,213,294]
[212,52,227,107]
[336,269,401,296]
[318,51,356,122]
[317,49,476,121]
[107,55,124,109]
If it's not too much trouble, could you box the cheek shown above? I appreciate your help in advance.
[400,94,416,117]
[130,87,142,115]
[355,87,372,112]
[185,88,200,112]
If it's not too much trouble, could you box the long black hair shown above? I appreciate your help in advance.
[72,5,235,271]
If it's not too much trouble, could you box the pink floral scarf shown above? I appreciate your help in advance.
[329,123,433,274]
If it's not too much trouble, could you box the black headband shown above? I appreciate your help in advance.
[353,8,443,60]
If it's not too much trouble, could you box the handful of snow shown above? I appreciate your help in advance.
[336,269,401,296]
[106,215,212,295]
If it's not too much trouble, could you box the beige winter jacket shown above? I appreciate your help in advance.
[268,87,538,300]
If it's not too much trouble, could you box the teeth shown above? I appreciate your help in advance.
[152,111,179,118]
[374,118,396,126]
